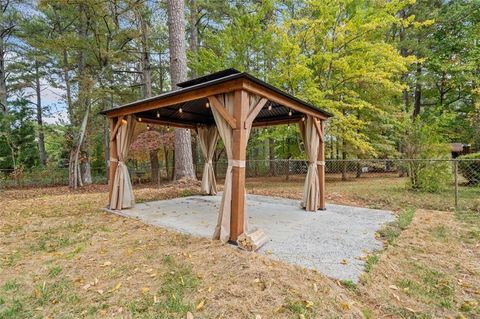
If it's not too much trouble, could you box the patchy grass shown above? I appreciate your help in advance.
[1,182,479,318]
[364,254,380,273]
[358,209,480,318]
[0,183,358,318]
[246,175,480,212]
[378,208,415,245]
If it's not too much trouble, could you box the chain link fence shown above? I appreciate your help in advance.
[1,159,479,212]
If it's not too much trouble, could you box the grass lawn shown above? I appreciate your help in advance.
[246,175,480,212]
[1,178,479,318]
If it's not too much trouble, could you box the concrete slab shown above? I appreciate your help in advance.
[107,194,394,282]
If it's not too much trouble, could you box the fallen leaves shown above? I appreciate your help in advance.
[195,299,205,311]
[108,282,121,293]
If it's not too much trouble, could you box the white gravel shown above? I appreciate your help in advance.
[108,194,394,282]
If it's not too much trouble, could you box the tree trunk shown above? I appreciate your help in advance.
[34,59,47,166]
[413,64,422,119]
[341,140,347,181]
[62,49,74,123]
[150,150,159,183]
[268,137,275,176]
[69,3,92,188]
[136,4,160,184]
[69,107,89,188]
[0,33,6,115]
[167,0,196,180]
[164,146,170,181]
[188,0,198,78]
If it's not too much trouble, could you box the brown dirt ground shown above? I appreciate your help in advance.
[1,183,479,318]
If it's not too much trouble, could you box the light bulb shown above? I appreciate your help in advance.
[147,124,151,130]
[268,104,272,111]
[288,110,292,116]
[206,102,210,108]
[156,110,160,118]
[301,116,305,121]
[179,107,183,113]
[138,117,142,122]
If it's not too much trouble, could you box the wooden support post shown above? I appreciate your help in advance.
[230,90,249,241]
[108,117,119,205]
[317,120,326,210]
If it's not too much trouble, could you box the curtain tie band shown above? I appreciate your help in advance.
[207,160,213,164]
[308,161,325,166]
[109,158,118,163]
[228,159,246,167]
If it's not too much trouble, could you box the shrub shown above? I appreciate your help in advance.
[403,120,451,192]
[458,153,480,185]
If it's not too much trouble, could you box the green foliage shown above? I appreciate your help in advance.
[458,153,480,185]
[3,0,480,175]
[0,100,39,170]
[404,119,452,192]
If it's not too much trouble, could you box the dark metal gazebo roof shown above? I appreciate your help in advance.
[101,69,331,128]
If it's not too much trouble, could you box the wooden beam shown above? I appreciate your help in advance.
[108,117,119,206]
[318,120,326,210]
[313,118,324,143]
[252,117,302,128]
[230,90,249,241]
[139,117,197,129]
[244,98,268,129]
[208,95,237,129]
[106,79,243,118]
[110,116,124,141]
[241,80,328,121]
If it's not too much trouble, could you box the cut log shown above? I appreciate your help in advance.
[238,229,269,251]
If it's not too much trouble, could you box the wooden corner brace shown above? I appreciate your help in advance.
[244,98,268,129]
[207,95,237,129]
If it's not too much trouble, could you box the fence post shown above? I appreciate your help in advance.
[454,159,459,210]
[286,158,290,181]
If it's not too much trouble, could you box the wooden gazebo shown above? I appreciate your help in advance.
[101,69,332,243]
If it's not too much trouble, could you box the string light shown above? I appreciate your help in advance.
[156,110,160,118]
[206,102,210,108]
[268,104,272,111]
[301,116,305,121]
[179,107,183,113]
[138,117,142,122]
[288,110,292,117]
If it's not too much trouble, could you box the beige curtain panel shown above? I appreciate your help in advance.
[299,116,320,211]
[198,125,220,195]
[110,115,136,210]
[211,92,260,242]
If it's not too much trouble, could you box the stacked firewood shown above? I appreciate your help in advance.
[238,229,268,251]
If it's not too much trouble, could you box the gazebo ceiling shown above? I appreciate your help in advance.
[101,68,332,128]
